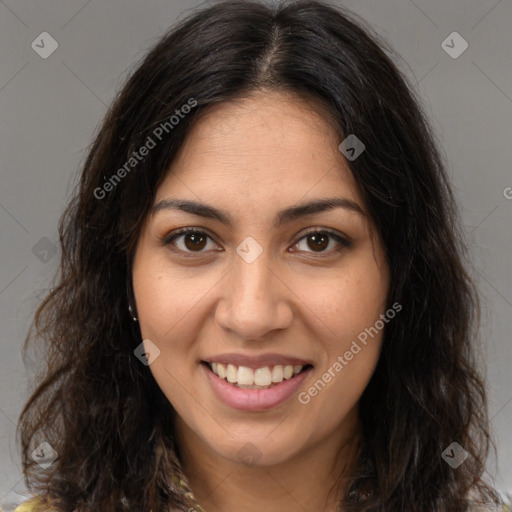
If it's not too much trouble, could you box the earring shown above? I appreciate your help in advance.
[128,304,138,322]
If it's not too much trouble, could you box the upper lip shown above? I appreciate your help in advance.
[202,353,314,369]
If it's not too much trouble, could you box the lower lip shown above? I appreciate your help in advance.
[201,363,313,412]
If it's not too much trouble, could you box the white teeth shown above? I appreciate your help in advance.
[254,367,272,386]
[226,364,238,383]
[283,365,294,379]
[217,363,226,379]
[209,362,305,387]
[271,365,283,382]
[292,365,303,376]
[237,366,254,385]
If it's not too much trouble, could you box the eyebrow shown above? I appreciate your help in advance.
[152,196,365,228]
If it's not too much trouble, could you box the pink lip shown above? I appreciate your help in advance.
[202,352,313,369]
[201,362,313,411]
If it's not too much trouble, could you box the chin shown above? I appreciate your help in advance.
[209,431,303,468]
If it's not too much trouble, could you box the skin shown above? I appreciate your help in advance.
[132,90,390,512]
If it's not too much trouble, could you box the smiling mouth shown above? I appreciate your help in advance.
[201,361,313,389]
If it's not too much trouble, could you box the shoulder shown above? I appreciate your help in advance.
[14,499,38,512]
[13,497,53,512]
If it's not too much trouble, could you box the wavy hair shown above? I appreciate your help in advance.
[17,1,499,510]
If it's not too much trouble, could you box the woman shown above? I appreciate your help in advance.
[15,1,501,511]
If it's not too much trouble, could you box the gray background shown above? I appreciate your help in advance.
[1,0,511,508]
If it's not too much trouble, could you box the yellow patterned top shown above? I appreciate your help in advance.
[14,501,37,512]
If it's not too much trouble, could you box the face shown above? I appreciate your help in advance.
[132,91,390,467]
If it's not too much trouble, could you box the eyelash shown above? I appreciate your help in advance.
[161,227,351,257]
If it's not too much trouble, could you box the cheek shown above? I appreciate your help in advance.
[298,253,387,401]
[303,257,388,342]
[133,267,200,407]
[132,253,207,340]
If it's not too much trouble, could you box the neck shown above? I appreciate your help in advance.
[174,408,361,512]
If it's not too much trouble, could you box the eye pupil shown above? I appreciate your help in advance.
[185,233,207,251]
[308,233,329,252]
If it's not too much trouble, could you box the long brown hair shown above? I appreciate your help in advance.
[17,1,499,510]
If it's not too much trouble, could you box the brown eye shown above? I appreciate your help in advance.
[306,232,329,252]
[293,229,351,254]
[163,228,218,254]
[183,232,208,251]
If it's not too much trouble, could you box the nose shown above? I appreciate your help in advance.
[214,249,293,341]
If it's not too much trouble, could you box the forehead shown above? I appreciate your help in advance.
[156,91,360,206]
